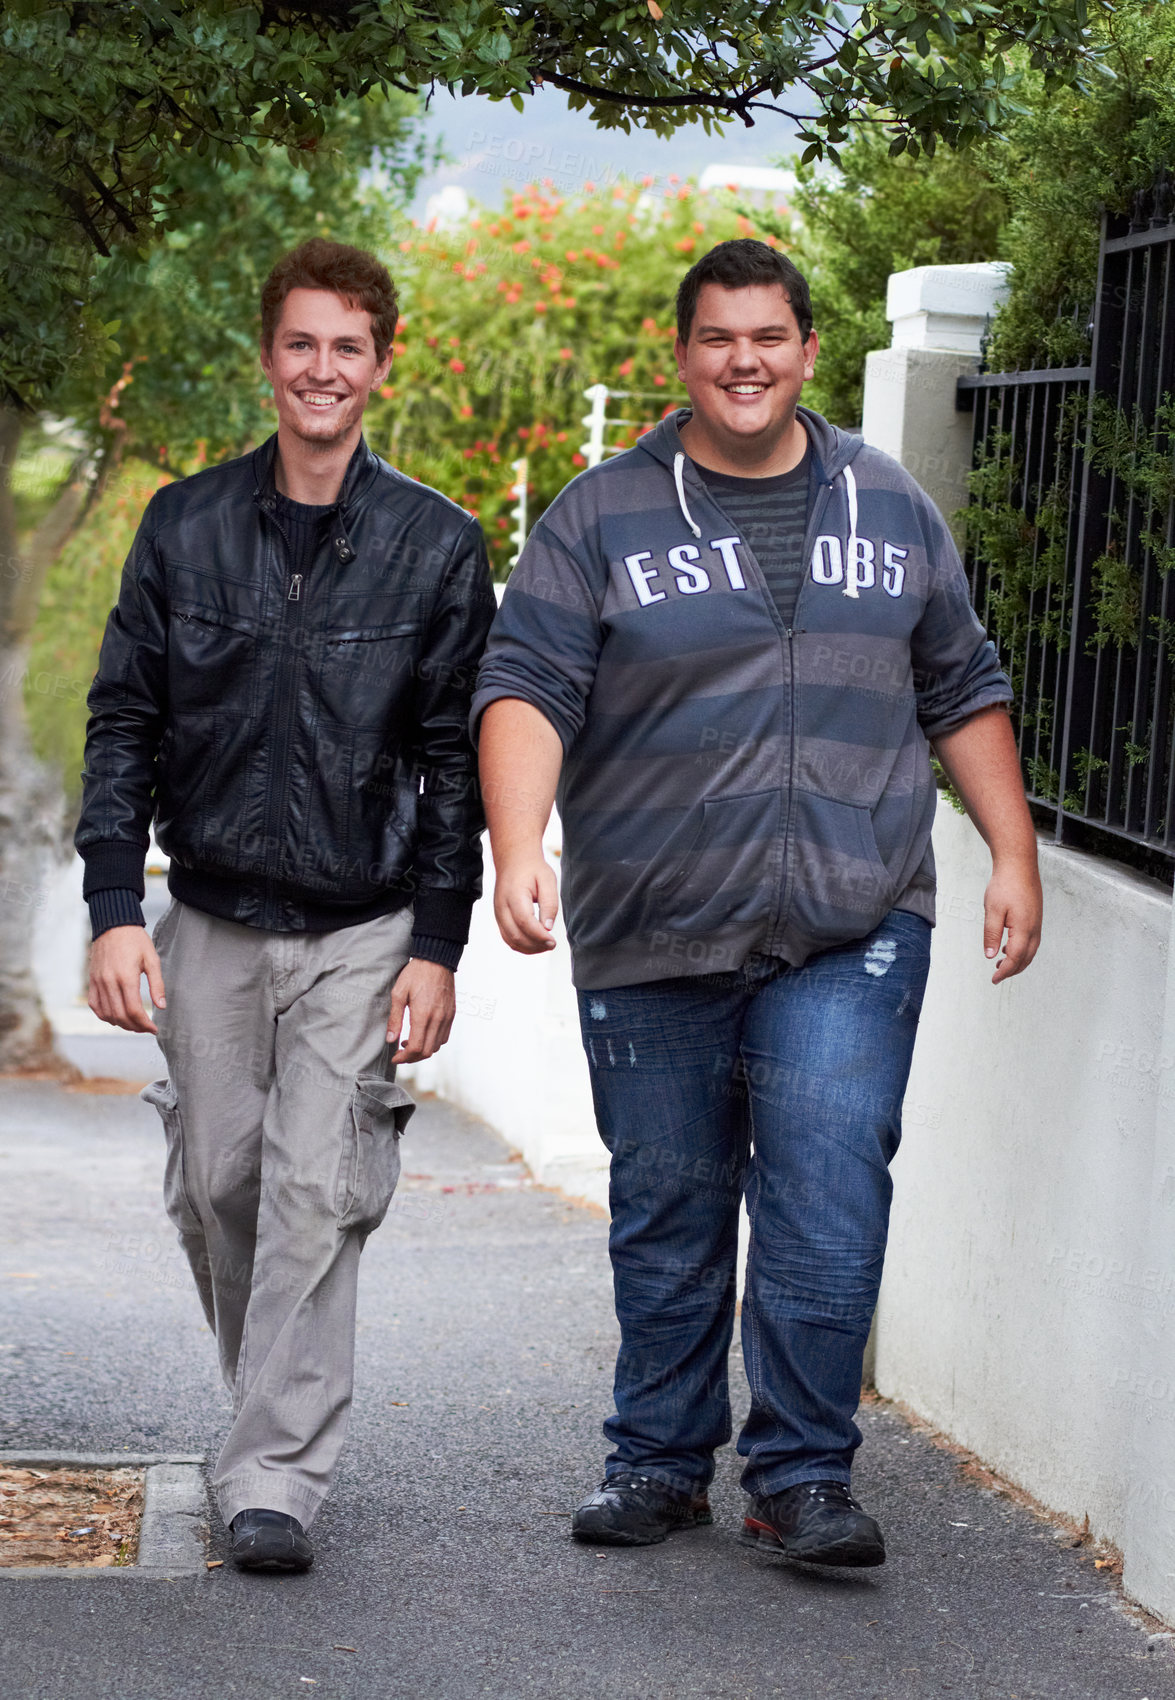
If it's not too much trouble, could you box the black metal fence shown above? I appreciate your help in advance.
[959,173,1175,876]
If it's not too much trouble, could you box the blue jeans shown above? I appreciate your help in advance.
[577,910,931,1499]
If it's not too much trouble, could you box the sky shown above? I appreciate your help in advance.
[407,85,803,219]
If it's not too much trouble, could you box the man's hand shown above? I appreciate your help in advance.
[493,854,559,955]
[932,707,1043,986]
[387,959,457,1064]
[983,856,1043,985]
[89,926,165,1034]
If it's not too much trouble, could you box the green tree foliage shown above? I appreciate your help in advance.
[2,0,1111,410]
[369,178,743,574]
[984,0,1175,370]
[755,133,1008,425]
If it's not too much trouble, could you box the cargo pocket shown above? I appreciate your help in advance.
[139,1078,202,1237]
[335,1074,416,1235]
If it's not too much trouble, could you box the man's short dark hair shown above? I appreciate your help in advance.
[261,238,399,358]
[676,239,813,345]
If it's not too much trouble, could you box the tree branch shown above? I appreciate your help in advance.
[78,161,138,237]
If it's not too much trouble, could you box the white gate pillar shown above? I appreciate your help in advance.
[860,262,1011,534]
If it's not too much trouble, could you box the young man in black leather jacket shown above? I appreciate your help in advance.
[76,239,496,1573]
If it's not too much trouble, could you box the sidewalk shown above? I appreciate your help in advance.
[1,1072,1172,1700]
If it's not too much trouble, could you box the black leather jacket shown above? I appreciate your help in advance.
[76,436,496,952]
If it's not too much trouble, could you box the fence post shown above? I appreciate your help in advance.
[860,263,1011,539]
[507,455,528,567]
[580,384,609,468]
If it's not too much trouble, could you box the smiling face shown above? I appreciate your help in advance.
[259,286,392,453]
[674,282,818,474]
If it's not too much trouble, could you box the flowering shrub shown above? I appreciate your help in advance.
[371,179,751,574]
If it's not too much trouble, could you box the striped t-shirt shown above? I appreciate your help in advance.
[696,443,812,629]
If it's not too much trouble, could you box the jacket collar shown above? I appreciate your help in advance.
[250,434,380,565]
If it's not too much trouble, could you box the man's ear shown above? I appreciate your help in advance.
[674,334,688,381]
[371,347,393,391]
[803,329,819,381]
[259,340,274,384]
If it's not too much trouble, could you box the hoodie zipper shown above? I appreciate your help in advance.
[663,428,858,955]
[770,473,842,952]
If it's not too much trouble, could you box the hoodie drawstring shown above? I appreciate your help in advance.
[842,462,860,598]
[673,452,702,539]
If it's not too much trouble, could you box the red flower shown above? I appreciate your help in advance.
[450,358,466,372]
[571,452,586,467]
[653,375,667,387]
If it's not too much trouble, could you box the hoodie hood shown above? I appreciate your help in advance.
[634,405,862,484]
[636,405,865,561]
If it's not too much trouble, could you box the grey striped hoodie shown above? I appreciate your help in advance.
[471,407,1011,990]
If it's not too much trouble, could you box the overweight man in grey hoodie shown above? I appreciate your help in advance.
[473,240,1042,1567]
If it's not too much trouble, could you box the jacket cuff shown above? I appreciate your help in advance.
[88,888,147,941]
[80,840,148,901]
[411,887,475,944]
[409,933,464,972]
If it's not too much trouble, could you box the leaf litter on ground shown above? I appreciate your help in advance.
[0,1466,145,1567]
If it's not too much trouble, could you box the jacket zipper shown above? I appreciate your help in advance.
[770,471,841,950]
[263,512,305,911]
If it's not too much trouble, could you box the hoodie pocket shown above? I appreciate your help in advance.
[335,1074,416,1235]
[649,789,781,934]
[788,790,895,944]
[140,1078,202,1237]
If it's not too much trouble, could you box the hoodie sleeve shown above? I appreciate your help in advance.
[470,518,604,754]
[909,493,1013,741]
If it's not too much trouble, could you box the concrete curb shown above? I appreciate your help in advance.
[0,1452,207,1579]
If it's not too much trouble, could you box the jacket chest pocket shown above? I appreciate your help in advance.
[169,608,258,714]
[316,624,422,728]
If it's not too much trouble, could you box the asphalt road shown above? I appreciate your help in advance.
[1,1073,1172,1700]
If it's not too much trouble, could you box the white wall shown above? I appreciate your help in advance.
[860,261,1175,1624]
[398,814,610,1209]
[875,808,1174,1582]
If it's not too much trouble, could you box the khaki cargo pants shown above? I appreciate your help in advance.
[142,899,415,1529]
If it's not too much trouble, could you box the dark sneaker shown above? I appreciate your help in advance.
[572,1470,713,1546]
[229,1508,314,1573]
[741,1480,885,1567]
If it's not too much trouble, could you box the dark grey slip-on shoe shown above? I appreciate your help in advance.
[572,1470,713,1547]
[741,1479,885,1567]
[229,1508,314,1573]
